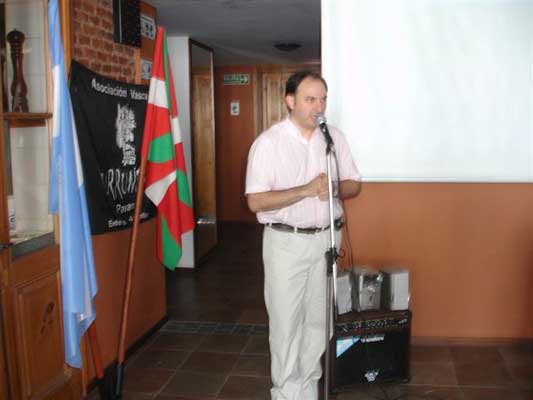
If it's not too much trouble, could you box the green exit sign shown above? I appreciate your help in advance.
[223,74,250,85]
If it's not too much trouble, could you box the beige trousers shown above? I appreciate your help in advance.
[263,226,341,400]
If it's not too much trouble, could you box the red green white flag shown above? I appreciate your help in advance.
[141,26,194,270]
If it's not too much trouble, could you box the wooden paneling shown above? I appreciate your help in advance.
[192,66,217,260]
[58,0,72,72]
[0,287,21,400]
[14,272,63,397]
[11,245,59,284]
[90,219,165,369]
[342,183,533,339]
[261,72,292,131]
[1,245,81,400]
[192,72,216,219]
[0,302,9,400]
[257,64,320,132]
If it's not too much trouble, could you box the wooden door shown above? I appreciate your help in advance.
[261,72,292,131]
[261,72,285,131]
[191,67,217,261]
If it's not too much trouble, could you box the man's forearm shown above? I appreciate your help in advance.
[247,185,311,213]
[247,173,329,213]
[338,180,361,199]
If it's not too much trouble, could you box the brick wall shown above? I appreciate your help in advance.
[72,0,136,83]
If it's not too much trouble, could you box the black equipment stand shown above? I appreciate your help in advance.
[322,123,337,400]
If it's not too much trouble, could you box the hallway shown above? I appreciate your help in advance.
[92,222,533,399]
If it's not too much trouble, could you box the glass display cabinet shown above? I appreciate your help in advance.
[0,0,81,398]
[3,0,54,254]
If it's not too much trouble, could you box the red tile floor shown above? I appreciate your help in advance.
[90,222,533,399]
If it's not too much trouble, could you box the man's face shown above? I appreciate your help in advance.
[286,77,327,132]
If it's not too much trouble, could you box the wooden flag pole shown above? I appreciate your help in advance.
[87,322,114,399]
[113,143,149,399]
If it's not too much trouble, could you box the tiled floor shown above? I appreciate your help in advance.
[90,222,533,399]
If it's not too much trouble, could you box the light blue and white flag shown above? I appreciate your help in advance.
[48,0,98,369]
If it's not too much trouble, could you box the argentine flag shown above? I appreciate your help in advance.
[48,0,98,368]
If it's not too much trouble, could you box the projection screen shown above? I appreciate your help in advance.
[322,0,533,182]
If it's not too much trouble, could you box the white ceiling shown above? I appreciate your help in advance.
[145,0,321,66]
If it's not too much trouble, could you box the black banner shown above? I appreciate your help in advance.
[69,60,155,234]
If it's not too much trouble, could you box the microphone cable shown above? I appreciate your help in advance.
[331,148,356,268]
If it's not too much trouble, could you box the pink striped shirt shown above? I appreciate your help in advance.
[245,118,360,227]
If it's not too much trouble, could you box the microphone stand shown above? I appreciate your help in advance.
[321,124,337,400]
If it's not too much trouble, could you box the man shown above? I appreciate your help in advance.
[245,71,361,400]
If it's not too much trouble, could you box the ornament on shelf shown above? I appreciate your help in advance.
[6,29,28,112]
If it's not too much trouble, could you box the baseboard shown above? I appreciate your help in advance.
[412,335,533,347]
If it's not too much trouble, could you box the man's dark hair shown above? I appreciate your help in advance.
[285,70,328,97]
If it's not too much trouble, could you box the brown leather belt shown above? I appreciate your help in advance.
[267,218,344,234]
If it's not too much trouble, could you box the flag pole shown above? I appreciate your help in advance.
[87,322,114,399]
[113,26,194,397]
[113,133,149,399]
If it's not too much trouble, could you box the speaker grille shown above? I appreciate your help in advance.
[330,310,411,391]
[113,0,141,48]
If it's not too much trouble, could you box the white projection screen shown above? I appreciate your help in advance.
[322,0,533,182]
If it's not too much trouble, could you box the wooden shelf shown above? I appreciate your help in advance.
[4,112,52,128]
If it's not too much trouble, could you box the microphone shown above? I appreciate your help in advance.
[315,113,334,148]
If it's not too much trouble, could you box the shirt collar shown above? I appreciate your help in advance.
[284,117,320,145]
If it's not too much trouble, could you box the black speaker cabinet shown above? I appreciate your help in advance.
[113,0,141,47]
[330,309,411,391]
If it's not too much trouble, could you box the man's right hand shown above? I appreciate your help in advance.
[307,173,329,200]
